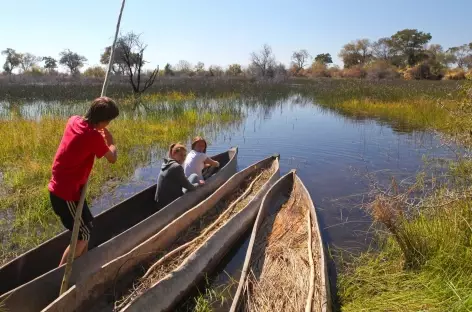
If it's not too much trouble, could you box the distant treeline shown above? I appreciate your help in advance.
[2,29,471,84]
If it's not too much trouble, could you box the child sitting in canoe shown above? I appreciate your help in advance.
[155,143,204,209]
[184,136,220,180]
[48,97,119,266]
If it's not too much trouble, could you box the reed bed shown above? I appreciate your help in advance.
[113,165,275,311]
[243,183,320,312]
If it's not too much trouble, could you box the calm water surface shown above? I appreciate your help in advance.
[94,96,449,251]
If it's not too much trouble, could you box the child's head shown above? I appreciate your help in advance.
[169,143,187,164]
[191,136,207,153]
[84,97,119,130]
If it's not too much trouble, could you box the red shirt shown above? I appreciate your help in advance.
[48,116,109,201]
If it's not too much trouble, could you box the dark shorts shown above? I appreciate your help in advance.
[50,192,94,241]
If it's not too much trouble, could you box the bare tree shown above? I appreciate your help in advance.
[250,44,276,77]
[174,60,193,76]
[195,61,205,74]
[291,49,311,73]
[372,38,394,61]
[209,65,224,77]
[19,53,41,72]
[447,44,472,69]
[116,32,159,94]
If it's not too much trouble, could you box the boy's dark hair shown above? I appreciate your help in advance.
[84,97,119,125]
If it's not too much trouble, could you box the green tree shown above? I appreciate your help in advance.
[314,53,333,65]
[42,56,57,72]
[2,48,21,74]
[164,63,174,76]
[389,29,432,67]
[59,49,87,74]
[100,45,129,75]
[226,64,242,76]
[339,39,372,68]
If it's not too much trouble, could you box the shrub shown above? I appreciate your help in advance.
[311,63,330,78]
[444,68,467,80]
[403,63,433,80]
[341,66,366,79]
[83,66,106,78]
[24,66,44,77]
[466,70,472,81]
[328,66,342,78]
[365,61,400,80]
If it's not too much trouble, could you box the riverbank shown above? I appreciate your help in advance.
[0,95,241,264]
[322,81,472,311]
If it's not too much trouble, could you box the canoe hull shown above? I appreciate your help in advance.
[230,171,332,312]
[42,155,279,312]
[122,156,281,312]
[0,148,237,312]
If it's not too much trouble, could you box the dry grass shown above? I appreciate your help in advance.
[114,165,275,310]
[243,182,320,312]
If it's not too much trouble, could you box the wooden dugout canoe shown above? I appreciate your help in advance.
[42,154,280,312]
[0,147,238,312]
[230,170,332,312]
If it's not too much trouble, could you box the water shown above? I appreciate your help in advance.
[94,95,450,251]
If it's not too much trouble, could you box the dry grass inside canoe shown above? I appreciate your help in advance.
[243,182,322,312]
[115,165,275,310]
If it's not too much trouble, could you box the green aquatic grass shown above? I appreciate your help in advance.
[0,96,241,264]
[301,79,470,142]
[339,190,472,312]
[310,80,472,311]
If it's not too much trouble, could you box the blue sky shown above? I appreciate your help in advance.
[1,0,471,70]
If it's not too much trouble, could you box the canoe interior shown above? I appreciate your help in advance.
[121,156,280,312]
[230,171,331,312]
[0,149,232,296]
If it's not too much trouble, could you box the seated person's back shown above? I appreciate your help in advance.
[155,143,197,209]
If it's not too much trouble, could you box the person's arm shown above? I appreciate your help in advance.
[101,128,117,164]
[204,157,220,168]
[173,166,196,192]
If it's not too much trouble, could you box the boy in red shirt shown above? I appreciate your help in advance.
[48,97,119,266]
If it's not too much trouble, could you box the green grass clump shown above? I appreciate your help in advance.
[0,96,241,264]
[336,80,472,311]
[339,166,472,312]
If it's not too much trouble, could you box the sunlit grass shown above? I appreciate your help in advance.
[315,80,472,311]
[339,185,472,312]
[0,98,241,264]
[302,79,469,138]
